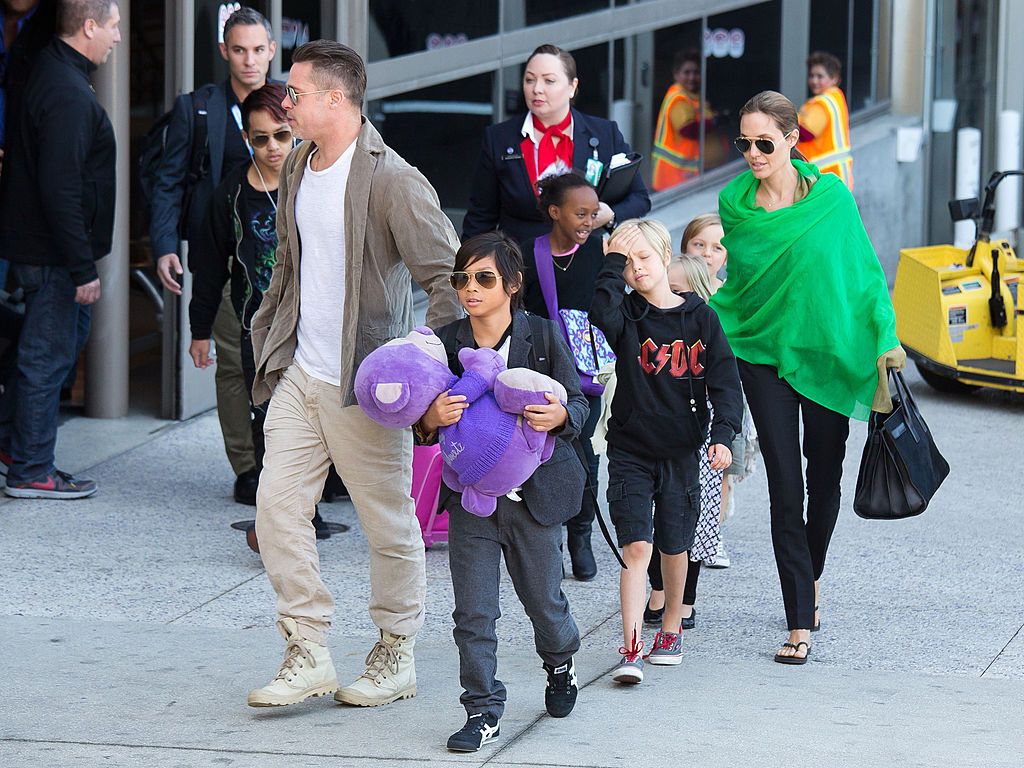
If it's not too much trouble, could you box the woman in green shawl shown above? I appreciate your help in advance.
[710,91,901,665]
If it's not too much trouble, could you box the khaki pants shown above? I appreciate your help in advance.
[212,285,256,476]
[255,364,425,645]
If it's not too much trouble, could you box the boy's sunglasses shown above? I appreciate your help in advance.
[733,136,779,155]
[450,270,502,290]
[249,130,293,148]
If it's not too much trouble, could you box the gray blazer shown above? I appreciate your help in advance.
[251,118,463,406]
[434,311,588,527]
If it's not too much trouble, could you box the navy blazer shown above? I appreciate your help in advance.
[149,82,229,258]
[432,312,588,527]
[462,108,651,244]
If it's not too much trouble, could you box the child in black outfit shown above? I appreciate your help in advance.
[589,219,743,683]
[416,232,588,752]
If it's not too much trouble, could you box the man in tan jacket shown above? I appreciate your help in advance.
[245,40,461,709]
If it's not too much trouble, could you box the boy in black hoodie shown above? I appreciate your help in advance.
[589,219,742,684]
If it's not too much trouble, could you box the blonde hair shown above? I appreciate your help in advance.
[617,218,673,264]
[680,213,723,254]
[670,253,715,301]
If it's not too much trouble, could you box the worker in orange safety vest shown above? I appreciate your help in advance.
[797,51,853,189]
[652,49,723,192]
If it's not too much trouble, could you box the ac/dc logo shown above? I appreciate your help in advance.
[638,338,705,377]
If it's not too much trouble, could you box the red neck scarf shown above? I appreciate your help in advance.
[522,111,574,192]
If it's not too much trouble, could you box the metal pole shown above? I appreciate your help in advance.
[87,1,130,418]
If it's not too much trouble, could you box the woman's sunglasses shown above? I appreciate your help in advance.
[450,270,502,290]
[733,136,778,155]
[249,130,293,148]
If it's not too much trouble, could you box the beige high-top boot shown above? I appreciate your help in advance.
[334,630,416,707]
[247,618,338,707]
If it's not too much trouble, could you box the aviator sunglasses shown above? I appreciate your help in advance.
[249,129,293,148]
[733,136,779,154]
[449,270,502,290]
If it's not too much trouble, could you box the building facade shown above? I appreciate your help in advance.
[84,0,1021,420]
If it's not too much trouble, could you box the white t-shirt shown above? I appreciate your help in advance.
[294,142,356,386]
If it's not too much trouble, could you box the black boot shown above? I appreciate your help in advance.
[567,525,597,581]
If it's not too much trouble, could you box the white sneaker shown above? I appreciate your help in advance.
[707,540,731,569]
[334,630,417,707]
[247,618,339,707]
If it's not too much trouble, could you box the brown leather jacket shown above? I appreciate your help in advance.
[251,118,463,405]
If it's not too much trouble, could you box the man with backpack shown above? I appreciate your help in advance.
[146,6,276,505]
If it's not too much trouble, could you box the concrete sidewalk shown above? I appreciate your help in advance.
[1,366,1022,767]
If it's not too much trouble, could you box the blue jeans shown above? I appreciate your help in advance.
[0,259,9,290]
[0,265,91,484]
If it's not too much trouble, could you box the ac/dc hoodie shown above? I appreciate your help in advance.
[589,250,743,460]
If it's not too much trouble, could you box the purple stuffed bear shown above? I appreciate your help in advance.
[354,327,567,516]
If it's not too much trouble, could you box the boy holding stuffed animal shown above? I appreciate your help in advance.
[415,232,588,753]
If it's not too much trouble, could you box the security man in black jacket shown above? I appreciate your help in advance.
[149,7,277,505]
[0,0,120,499]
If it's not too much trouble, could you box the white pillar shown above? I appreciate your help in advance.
[994,110,1022,238]
[87,3,130,418]
[954,127,982,250]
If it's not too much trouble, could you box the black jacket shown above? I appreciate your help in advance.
[589,251,743,459]
[0,38,115,286]
[0,0,57,148]
[189,163,278,339]
[430,311,588,527]
[462,108,651,244]
[149,80,239,258]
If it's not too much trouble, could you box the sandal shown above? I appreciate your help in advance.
[774,641,811,665]
[812,605,821,633]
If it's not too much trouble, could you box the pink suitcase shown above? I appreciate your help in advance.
[412,444,448,547]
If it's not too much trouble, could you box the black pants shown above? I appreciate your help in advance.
[647,550,701,605]
[738,360,850,631]
[565,394,601,534]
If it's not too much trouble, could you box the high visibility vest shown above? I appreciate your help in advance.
[797,86,853,189]
[652,84,701,191]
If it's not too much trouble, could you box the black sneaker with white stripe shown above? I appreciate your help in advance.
[446,713,500,752]
[543,657,578,718]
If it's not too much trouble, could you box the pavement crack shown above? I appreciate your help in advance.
[165,572,266,624]
[0,738,436,763]
[980,620,1024,677]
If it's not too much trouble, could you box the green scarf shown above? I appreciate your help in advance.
[710,160,897,421]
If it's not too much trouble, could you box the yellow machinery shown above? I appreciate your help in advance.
[893,170,1024,393]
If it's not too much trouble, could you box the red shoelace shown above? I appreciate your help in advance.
[617,628,645,661]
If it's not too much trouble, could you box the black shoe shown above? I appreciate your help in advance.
[681,607,697,631]
[567,530,597,581]
[321,467,349,503]
[543,658,578,718]
[643,600,665,626]
[446,713,500,752]
[312,507,330,540]
[233,469,259,505]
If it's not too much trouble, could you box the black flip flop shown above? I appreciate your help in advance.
[774,641,811,665]
[812,605,821,632]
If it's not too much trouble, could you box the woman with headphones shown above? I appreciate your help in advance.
[463,44,651,245]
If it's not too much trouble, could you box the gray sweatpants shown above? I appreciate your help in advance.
[448,497,581,719]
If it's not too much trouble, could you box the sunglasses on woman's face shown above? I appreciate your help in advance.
[249,130,293,148]
[449,270,502,290]
[733,136,779,155]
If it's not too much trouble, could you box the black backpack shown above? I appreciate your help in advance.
[137,85,215,230]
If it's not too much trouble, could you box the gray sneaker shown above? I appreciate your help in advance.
[612,635,645,684]
[4,470,97,499]
[646,629,683,665]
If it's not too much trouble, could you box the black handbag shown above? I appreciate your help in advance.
[853,369,949,520]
